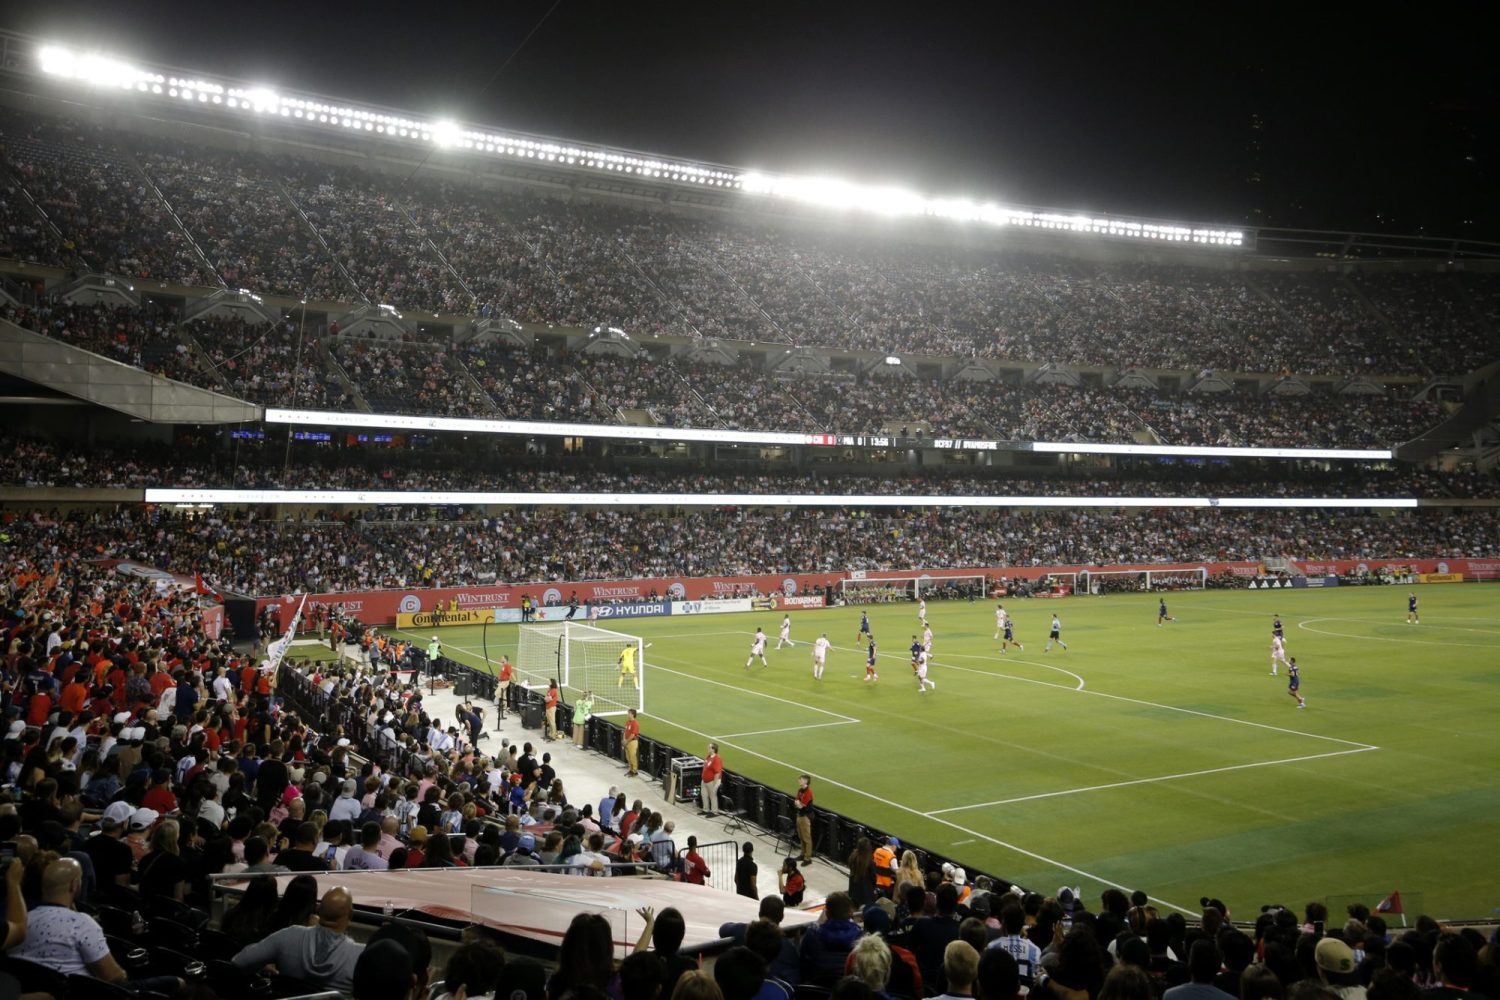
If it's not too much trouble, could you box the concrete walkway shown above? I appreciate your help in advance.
[294,640,849,908]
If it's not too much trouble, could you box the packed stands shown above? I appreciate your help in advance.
[1,295,1453,448]
[3,107,1499,377]
[0,433,1480,498]
[1,503,1493,598]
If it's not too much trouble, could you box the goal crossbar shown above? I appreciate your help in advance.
[515,621,644,717]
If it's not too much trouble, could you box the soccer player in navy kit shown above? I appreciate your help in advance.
[864,637,879,682]
[1272,615,1284,640]
[909,635,923,672]
[1407,592,1419,625]
[999,616,1023,654]
[1158,598,1175,627]
[856,611,872,644]
[1287,657,1305,708]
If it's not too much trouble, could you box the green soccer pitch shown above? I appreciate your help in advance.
[393,585,1500,920]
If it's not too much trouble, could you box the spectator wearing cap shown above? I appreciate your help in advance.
[503,833,541,866]
[125,806,159,866]
[233,886,365,995]
[331,778,363,822]
[84,800,136,889]
[1161,940,1235,1000]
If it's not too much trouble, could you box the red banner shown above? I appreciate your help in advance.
[254,558,1489,628]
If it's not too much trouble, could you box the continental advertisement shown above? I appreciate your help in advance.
[1418,573,1464,584]
[396,608,498,629]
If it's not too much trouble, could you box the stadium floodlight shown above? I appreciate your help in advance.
[884,356,902,365]
[31,39,1247,250]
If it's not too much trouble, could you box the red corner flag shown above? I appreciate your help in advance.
[1376,891,1403,915]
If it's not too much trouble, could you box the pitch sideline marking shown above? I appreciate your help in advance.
[636,707,1199,915]
[931,745,1379,814]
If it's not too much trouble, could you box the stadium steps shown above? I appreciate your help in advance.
[314,337,373,412]
[270,174,372,307]
[116,145,228,292]
[1395,361,1500,462]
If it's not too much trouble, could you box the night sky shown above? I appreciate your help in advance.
[8,1,1497,239]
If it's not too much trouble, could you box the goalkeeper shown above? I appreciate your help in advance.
[618,643,639,689]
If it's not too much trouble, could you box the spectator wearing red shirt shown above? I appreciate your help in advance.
[701,743,723,816]
[27,689,52,727]
[60,676,89,715]
[142,769,179,814]
[682,835,710,885]
[623,709,640,777]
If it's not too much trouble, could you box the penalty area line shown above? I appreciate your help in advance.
[930,745,1380,814]
[640,713,1199,916]
[714,720,861,739]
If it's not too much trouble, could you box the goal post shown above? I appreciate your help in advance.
[515,622,644,717]
[838,574,988,604]
[1079,568,1208,595]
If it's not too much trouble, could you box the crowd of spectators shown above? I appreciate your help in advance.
[1,287,1449,446]
[2,433,1487,501]
[0,546,706,996]
[0,110,212,286]
[276,161,469,316]
[3,540,1499,999]
[189,314,344,408]
[330,339,493,417]
[3,502,1495,598]
[138,145,356,301]
[4,108,1499,377]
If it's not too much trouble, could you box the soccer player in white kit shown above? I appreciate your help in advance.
[915,648,936,693]
[812,633,831,680]
[918,598,928,624]
[1270,633,1290,676]
[776,614,793,649]
[1044,614,1068,652]
[922,624,934,655]
[993,604,1008,640]
[746,627,769,669]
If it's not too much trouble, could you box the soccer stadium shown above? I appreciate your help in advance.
[1,18,1498,1000]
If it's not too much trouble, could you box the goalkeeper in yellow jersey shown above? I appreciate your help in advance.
[618,643,639,688]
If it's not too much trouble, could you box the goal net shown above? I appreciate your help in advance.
[515,622,644,717]
[1079,568,1208,596]
[838,574,987,605]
